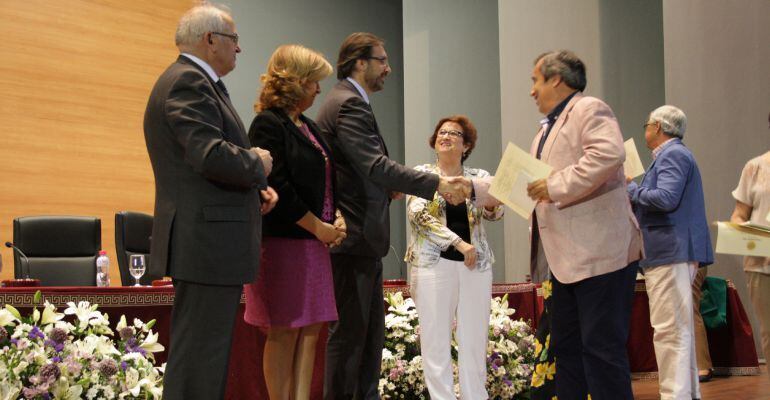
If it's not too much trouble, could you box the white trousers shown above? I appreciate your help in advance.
[410,257,493,400]
[644,262,701,400]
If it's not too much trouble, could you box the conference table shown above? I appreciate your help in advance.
[0,280,759,399]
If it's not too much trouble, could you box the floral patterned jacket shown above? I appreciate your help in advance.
[404,164,503,271]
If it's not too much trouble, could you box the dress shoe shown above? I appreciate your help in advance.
[698,369,713,382]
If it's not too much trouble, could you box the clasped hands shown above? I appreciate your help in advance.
[316,212,347,248]
[437,176,472,205]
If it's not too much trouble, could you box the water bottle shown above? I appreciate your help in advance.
[96,250,110,287]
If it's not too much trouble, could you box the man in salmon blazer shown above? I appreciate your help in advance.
[526,50,643,400]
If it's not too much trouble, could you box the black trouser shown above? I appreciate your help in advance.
[324,254,384,400]
[162,279,243,400]
[551,262,638,400]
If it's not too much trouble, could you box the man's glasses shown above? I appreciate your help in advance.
[366,55,389,66]
[212,32,239,45]
[438,130,464,138]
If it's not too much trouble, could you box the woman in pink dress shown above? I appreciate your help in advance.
[245,44,346,400]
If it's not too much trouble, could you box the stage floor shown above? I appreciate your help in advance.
[632,364,769,399]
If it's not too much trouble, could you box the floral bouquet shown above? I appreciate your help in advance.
[0,291,165,399]
[379,292,535,399]
[379,292,426,398]
[485,294,536,399]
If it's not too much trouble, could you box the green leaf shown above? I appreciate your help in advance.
[145,319,156,330]
[33,290,42,305]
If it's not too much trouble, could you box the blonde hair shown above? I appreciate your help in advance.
[256,44,333,112]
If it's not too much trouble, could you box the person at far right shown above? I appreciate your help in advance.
[627,105,714,400]
[730,110,770,381]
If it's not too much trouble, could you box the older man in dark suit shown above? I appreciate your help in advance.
[143,4,276,400]
[316,32,468,399]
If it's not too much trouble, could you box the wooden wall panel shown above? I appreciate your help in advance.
[0,0,194,284]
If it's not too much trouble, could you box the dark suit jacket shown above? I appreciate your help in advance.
[315,79,439,258]
[248,108,334,239]
[628,138,714,268]
[143,55,267,285]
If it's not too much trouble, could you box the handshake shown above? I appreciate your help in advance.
[436,175,503,208]
[437,176,473,205]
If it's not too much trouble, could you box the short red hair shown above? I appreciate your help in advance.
[429,115,478,162]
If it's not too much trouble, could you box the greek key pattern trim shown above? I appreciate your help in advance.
[0,292,175,308]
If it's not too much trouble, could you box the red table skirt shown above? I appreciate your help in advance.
[621,280,760,378]
[0,280,758,399]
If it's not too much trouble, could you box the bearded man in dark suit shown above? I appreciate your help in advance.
[316,32,469,399]
[143,4,276,399]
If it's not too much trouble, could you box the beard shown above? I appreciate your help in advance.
[364,70,385,93]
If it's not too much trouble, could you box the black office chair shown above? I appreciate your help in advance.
[115,211,156,286]
[12,215,101,286]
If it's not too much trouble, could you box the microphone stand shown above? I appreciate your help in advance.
[5,242,31,279]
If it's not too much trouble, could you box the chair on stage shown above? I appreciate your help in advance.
[115,211,156,286]
[12,215,101,286]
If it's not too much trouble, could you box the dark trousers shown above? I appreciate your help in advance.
[324,254,384,400]
[162,280,243,400]
[551,262,638,400]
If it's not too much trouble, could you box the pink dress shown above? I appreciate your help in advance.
[243,123,337,328]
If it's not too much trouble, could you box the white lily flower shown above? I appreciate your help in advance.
[0,309,18,326]
[76,335,120,357]
[64,301,101,329]
[51,378,83,400]
[0,381,22,400]
[40,302,64,325]
[116,315,128,331]
[139,331,165,353]
[127,378,151,397]
[12,361,29,376]
[4,305,21,320]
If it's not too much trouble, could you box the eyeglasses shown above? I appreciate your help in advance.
[437,129,464,138]
[212,32,239,45]
[366,55,389,65]
[643,121,657,129]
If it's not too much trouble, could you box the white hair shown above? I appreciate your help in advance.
[649,105,687,139]
[175,4,233,49]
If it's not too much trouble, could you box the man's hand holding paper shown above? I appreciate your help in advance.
[488,142,552,218]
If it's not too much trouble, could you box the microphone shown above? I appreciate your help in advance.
[5,242,31,279]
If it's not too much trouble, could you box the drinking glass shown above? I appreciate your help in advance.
[129,254,146,287]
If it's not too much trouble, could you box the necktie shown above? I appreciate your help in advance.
[536,117,552,159]
[215,80,230,99]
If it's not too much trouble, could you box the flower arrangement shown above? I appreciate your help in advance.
[0,291,165,399]
[379,292,535,399]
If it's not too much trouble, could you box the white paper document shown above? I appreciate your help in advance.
[490,142,552,219]
[715,221,770,257]
[623,138,645,179]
